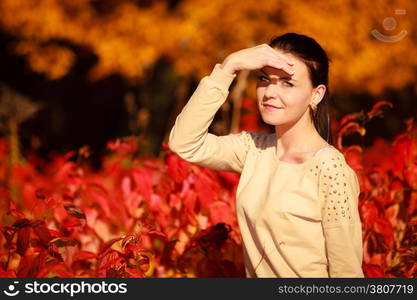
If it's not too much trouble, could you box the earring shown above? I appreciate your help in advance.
[310,102,317,112]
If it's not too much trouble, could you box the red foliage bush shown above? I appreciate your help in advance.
[0,100,416,277]
[0,135,245,277]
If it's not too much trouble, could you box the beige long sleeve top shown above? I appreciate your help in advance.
[168,64,364,278]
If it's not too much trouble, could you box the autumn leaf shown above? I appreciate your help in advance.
[33,224,53,246]
[16,227,31,256]
[49,237,81,248]
[374,218,395,249]
[360,201,379,229]
[165,152,190,184]
[72,250,97,262]
[367,101,394,120]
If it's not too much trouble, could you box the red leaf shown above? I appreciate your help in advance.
[391,138,414,172]
[17,254,39,278]
[49,237,81,248]
[217,171,240,188]
[0,269,16,278]
[17,227,31,256]
[107,137,138,154]
[148,194,162,212]
[63,203,86,219]
[210,201,234,226]
[72,250,97,262]
[36,261,72,278]
[184,190,197,214]
[404,166,417,189]
[360,201,379,229]
[339,112,364,128]
[98,237,123,257]
[168,194,181,210]
[12,218,31,229]
[33,224,53,245]
[363,264,384,278]
[366,101,393,120]
[121,176,132,197]
[147,229,167,241]
[87,185,112,218]
[17,250,47,278]
[62,218,85,227]
[125,267,144,278]
[165,152,190,183]
[122,233,139,248]
[7,201,26,219]
[124,244,147,256]
[98,250,123,271]
[132,167,153,203]
[385,204,399,228]
[194,172,218,208]
[374,218,394,248]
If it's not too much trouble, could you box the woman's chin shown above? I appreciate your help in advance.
[260,115,282,126]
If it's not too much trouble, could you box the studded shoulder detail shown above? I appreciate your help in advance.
[314,149,358,228]
[246,131,270,154]
[314,145,335,157]
[236,130,253,157]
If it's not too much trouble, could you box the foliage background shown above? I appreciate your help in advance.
[0,0,416,277]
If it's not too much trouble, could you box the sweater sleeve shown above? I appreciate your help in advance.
[168,64,252,173]
[318,150,364,278]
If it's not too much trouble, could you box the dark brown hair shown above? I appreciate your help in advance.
[269,32,333,145]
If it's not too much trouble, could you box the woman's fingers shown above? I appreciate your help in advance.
[261,49,295,74]
[265,46,294,66]
[265,57,295,74]
[222,44,295,73]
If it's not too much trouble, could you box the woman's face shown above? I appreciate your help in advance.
[256,49,321,126]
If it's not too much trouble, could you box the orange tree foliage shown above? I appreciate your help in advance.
[0,0,416,94]
[0,100,417,278]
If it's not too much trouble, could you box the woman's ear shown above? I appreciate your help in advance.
[312,84,326,105]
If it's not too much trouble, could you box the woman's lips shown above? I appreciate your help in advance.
[263,104,283,111]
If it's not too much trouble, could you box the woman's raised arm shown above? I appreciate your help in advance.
[168,44,295,173]
[168,64,251,173]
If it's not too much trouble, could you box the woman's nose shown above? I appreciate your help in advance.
[264,84,279,99]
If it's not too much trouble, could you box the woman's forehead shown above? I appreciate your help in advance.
[262,60,308,79]
[273,48,297,61]
[265,49,308,76]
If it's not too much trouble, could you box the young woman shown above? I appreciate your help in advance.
[168,33,364,278]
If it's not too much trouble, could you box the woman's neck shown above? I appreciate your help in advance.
[274,111,328,155]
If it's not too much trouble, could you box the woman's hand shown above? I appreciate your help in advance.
[220,44,295,75]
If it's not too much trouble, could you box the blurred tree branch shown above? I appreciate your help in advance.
[0,84,42,207]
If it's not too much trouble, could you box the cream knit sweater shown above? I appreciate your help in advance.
[168,64,364,278]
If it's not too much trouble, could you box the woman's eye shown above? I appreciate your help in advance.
[282,81,294,87]
[258,75,269,82]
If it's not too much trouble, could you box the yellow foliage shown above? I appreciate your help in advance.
[0,0,416,94]
[15,41,75,79]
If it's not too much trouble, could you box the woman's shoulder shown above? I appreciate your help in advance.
[228,130,274,156]
[314,146,358,180]
[244,130,274,150]
[315,145,343,159]
[314,146,361,201]
[314,146,348,167]
[232,130,271,143]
